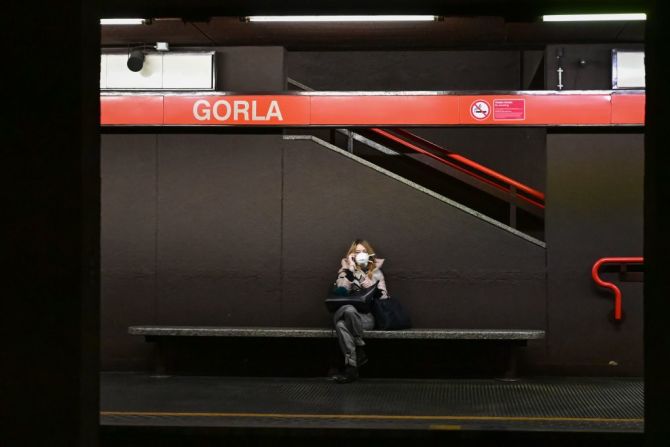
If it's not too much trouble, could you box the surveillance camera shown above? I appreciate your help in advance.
[127,49,145,72]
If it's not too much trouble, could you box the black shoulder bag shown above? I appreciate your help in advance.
[371,296,412,330]
[325,284,378,313]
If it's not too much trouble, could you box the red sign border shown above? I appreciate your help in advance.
[100,92,645,127]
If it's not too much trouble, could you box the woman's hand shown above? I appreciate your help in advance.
[347,253,356,269]
[360,276,375,288]
[341,255,355,271]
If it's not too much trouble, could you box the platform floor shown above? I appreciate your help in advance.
[100,373,643,434]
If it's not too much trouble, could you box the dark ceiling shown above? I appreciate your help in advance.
[101,16,645,50]
[100,0,646,20]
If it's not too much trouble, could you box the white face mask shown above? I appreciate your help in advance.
[355,252,370,266]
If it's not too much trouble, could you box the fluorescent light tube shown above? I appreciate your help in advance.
[100,18,146,25]
[246,15,437,23]
[542,13,646,22]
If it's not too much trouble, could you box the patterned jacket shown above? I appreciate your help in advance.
[334,257,390,299]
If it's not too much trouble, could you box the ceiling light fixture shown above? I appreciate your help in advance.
[542,13,646,22]
[245,15,437,23]
[100,18,146,25]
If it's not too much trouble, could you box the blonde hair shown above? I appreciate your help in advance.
[345,239,378,279]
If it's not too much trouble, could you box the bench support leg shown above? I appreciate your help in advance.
[148,337,169,378]
[496,342,523,382]
[504,345,519,379]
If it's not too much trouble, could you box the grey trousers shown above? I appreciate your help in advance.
[333,304,375,367]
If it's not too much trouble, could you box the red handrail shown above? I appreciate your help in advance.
[591,257,643,321]
[389,128,546,202]
[369,128,545,209]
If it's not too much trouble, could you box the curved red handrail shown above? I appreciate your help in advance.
[369,128,545,209]
[591,257,643,321]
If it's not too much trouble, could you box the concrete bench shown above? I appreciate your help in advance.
[129,325,545,380]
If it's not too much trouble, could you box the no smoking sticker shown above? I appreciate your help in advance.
[470,100,490,120]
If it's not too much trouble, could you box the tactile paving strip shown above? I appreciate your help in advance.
[100,374,643,432]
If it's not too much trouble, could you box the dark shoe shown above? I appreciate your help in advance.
[333,365,359,383]
[356,346,368,367]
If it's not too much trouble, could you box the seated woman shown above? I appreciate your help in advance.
[331,239,389,383]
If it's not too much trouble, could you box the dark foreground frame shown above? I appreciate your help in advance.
[4,1,669,446]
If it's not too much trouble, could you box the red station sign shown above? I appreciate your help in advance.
[101,92,645,127]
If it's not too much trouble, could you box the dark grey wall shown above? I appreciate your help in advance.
[101,134,284,369]
[213,46,286,91]
[287,51,523,90]
[545,133,644,375]
[101,133,546,371]
[101,135,156,369]
[156,134,283,327]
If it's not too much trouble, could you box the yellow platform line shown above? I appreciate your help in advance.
[100,411,643,424]
[428,424,462,430]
